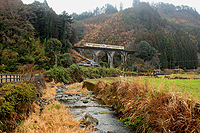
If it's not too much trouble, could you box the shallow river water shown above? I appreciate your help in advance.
[55,86,135,133]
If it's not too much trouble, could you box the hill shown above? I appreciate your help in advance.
[0,0,76,71]
[74,13,133,47]
[73,2,199,69]
[154,2,200,27]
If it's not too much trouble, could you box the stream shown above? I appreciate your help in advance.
[55,85,135,133]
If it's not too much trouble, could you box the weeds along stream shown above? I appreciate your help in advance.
[55,83,135,133]
[15,78,200,133]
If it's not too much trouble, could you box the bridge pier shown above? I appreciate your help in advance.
[121,51,128,63]
[107,51,115,68]
[76,48,85,55]
[92,50,101,63]
[74,45,135,68]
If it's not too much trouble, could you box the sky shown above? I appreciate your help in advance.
[21,0,200,15]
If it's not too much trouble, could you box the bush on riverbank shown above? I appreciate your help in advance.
[0,83,39,132]
[83,66,121,79]
[94,81,200,132]
[45,64,84,84]
[45,64,122,84]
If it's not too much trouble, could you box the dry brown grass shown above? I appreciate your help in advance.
[15,81,93,133]
[94,80,200,132]
[64,82,88,95]
[41,80,64,99]
[15,101,92,133]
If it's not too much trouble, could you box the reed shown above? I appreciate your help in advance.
[16,81,93,133]
[94,80,200,132]
[15,101,92,133]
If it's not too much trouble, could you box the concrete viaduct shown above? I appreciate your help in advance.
[74,45,136,68]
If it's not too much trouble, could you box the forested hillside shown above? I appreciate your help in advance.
[73,1,199,69]
[153,2,200,54]
[154,2,200,27]
[0,0,76,72]
[0,0,199,70]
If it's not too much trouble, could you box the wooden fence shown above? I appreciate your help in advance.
[0,74,32,83]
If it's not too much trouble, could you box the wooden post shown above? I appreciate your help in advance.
[5,74,7,83]
[14,75,15,82]
[1,74,2,83]
[9,74,11,82]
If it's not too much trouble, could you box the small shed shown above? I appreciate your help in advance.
[153,69,161,74]
[78,58,98,67]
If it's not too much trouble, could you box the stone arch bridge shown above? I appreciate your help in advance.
[74,44,136,68]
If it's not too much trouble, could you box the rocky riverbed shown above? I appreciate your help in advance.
[54,83,134,133]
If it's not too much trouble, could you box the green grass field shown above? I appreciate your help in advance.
[86,74,200,101]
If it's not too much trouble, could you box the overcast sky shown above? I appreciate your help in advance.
[21,0,200,15]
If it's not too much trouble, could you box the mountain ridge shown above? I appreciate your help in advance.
[73,2,199,69]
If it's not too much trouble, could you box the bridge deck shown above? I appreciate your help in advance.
[74,46,136,53]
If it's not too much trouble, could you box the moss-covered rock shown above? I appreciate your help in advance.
[80,113,98,127]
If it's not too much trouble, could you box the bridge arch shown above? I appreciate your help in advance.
[74,44,135,68]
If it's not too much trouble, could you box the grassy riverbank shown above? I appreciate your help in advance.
[87,75,200,132]
[87,75,200,101]
[15,81,92,133]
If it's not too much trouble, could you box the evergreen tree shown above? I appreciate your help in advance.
[120,2,123,11]
[136,41,156,61]
[132,0,140,7]
[105,4,118,14]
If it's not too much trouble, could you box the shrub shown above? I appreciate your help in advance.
[5,65,18,72]
[97,67,107,77]
[45,65,122,84]
[124,72,137,76]
[183,67,187,72]
[0,66,3,72]
[45,64,84,84]
[67,64,84,83]
[45,67,73,84]
[0,82,39,132]
[82,67,100,79]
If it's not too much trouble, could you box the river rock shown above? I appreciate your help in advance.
[66,93,71,96]
[99,111,110,114]
[86,95,90,99]
[67,98,73,100]
[76,97,81,100]
[83,99,89,103]
[76,93,81,96]
[49,85,55,88]
[55,94,63,98]
[107,131,116,133]
[80,113,98,127]
[77,90,81,92]
[88,91,94,95]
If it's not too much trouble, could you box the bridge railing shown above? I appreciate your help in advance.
[0,74,32,83]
